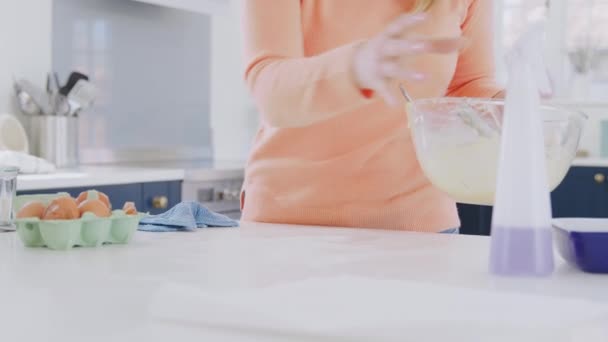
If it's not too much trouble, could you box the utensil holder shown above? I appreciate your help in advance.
[29,116,79,168]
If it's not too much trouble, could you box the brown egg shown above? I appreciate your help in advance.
[43,197,80,220]
[122,202,137,215]
[76,191,111,209]
[16,201,46,219]
[78,199,112,218]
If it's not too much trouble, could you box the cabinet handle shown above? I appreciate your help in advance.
[594,173,605,184]
[152,196,169,209]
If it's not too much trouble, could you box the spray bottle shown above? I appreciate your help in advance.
[489,23,554,276]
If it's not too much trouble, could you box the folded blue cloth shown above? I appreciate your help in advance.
[138,201,239,232]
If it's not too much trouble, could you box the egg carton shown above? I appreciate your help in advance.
[14,193,145,251]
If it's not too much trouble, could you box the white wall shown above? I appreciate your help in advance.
[209,0,258,162]
[0,0,52,118]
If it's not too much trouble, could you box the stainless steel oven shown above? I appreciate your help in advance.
[181,172,243,220]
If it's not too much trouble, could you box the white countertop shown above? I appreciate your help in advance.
[1,222,607,342]
[16,160,247,191]
[572,158,608,168]
[17,166,186,191]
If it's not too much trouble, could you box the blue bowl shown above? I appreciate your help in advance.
[553,218,608,274]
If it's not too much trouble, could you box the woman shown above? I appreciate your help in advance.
[240,0,503,232]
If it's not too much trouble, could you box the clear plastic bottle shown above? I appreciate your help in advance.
[489,24,554,276]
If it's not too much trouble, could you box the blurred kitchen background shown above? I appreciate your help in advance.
[0,0,607,230]
[2,0,608,161]
[3,0,257,163]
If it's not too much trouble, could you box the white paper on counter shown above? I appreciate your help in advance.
[149,276,608,342]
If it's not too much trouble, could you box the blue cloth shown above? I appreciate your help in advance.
[440,228,460,234]
[138,201,239,232]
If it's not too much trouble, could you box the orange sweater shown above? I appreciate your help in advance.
[241,0,502,232]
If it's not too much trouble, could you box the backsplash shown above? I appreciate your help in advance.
[52,0,213,163]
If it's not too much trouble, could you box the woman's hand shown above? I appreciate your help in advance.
[352,13,468,106]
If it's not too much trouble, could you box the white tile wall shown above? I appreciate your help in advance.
[50,0,257,163]
[53,0,214,162]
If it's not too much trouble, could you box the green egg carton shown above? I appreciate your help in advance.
[14,191,146,251]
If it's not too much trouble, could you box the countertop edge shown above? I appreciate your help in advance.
[572,158,608,167]
[17,168,187,192]
[15,158,608,192]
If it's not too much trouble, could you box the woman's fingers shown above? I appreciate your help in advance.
[352,12,470,107]
[384,13,427,37]
[375,80,398,107]
[378,61,426,81]
[381,37,469,57]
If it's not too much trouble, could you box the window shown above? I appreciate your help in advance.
[497,0,608,100]
[502,0,548,48]
[565,0,608,52]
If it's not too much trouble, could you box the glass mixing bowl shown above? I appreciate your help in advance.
[407,98,586,206]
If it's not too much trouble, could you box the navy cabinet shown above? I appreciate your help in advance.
[551,167,608,219]
[457,166,608,236]
[142,181,182,215]
[18,181,182,213]
[457,203,493,236]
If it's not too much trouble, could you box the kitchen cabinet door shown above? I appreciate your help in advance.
[18,181,183,214]
[457,204,493,236]
[96,183,143,211]
[142,182,182,215]
[551,167,608,218]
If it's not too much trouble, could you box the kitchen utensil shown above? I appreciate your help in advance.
[67,79,97,116]
[14,79,50,116]
[51,93,71,116]
[0,166,18,232]
[60,72,89,96]
[53,72,63,93]
[455,100,499,139]
[46,73,51,95]
[407,98,586,206]
[15,79,53,115]
[47,72,61,100]
[14,85,42,115]
[401,84,498,139]
[0,114,29,153]
[29,115,79,168]
[553,218,608,273]
[398,84,413,102]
